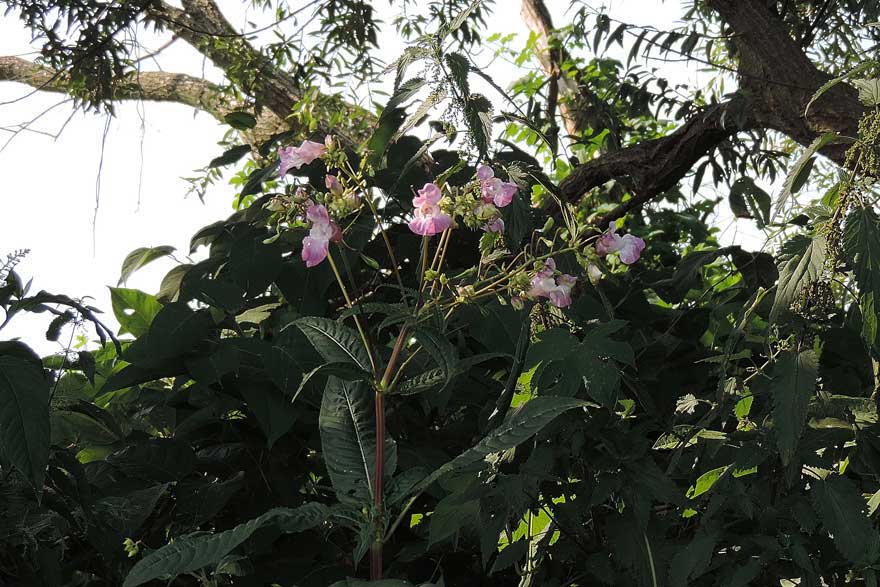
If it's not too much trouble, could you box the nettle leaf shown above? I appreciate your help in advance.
[319,378,396,504]
[464,94,492,157]
[123,503,327,587]
[771,349,819,466]
[444,52,471,97]
[844,206,880,344]
[668,528,720,587]
[812,475,880,564]
[118,245,175,286]
[296,317,373,373]
[729,178,771,227]
[775,132,838,219]
[109,287,161,337]
[854,78,880,106]
[123,302,214,367]
[771,234,826,322]
[0,355,49,491]
[396,397,585,506]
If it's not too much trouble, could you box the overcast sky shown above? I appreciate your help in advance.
[0,0,757,355]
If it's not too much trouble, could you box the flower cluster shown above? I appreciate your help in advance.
[269,139,649,314]
[527,258,577,308]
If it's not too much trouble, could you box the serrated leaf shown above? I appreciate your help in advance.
[844,206,880,344]
[771,235,826,322]
[394,397,585,506]
[854,78,880,106]
[406,327,458,394]
[772,349,819,465]
[812,475,880,564]
[123,503,327,587]
[319,378,396,504]
[464,94,492,157]
[0,355,49,491]
[295,317,373,374]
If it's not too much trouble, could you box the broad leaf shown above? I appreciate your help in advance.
[812,475,880,564]
[396,397,585,505]
[123,503,327,587]
[771,235,826,322]
[296,317,373,373]
[844,206,880,344]
[0,355,49,490]
[109,287,161,337]
[319,378,396,503]
[771,349,819,465]
[775,132,837,219]
[118,246,175,286]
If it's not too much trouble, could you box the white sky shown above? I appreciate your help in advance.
[0,0,758,355]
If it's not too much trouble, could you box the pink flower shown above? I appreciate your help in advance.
[477,165,518,208]
[301,203,339,267]
[485,217,505,233]
[528,258,577,308]
[279,138,327,177]
[325,174,343,195]
[409,183,452,236]
[595,222,646,265]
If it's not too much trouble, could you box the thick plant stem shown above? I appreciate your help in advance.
[371,388,385,580]
[371,328,408,580]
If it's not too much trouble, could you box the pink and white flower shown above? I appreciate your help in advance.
[301,203,341,268]
[528,258,577,308]
[476,165,518,208]
[325,174,343,195]
[278,137,329,177]
[485,217,505,233]
[595,222,646,265]
[409,183,453,236]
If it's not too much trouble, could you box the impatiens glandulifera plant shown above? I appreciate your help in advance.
[262,135,643,579]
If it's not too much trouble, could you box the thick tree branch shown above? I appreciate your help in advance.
[559,0,863,218]
[0,56,231,117]
[520,0,581,138]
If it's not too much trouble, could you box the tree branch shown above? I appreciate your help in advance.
[519,0,582,138]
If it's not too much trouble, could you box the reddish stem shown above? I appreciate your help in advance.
[371,389,385,579]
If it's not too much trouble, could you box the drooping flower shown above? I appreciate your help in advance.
[279,137,328,177]
[485,217,505,233]
[325,174,343,195]
[409,182,452,236]
[527,258,577,308]
[595,222,646,265]
[301,203,340,267]
[476,165,518,208]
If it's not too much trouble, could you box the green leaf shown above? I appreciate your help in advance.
[319,378,396,503]
[775,132,837,219]
[844,206,880,344]
[123,503,327,587]
[771,349,819,465]
[812,475,880,564]
[123,302,214,367]
[241,383,297,448]
[667,528,719,587]
[295,317,373,373]
[428,496,478,546]
[118,246,175,286]
[686,465,729,499]
[396,397,585,505]
[771,235,826,322]
[464,94,493,157]
[208,144,251,168]
[227,235,281,295]
[444,52,470,97]
[223,111,257,130]
[405,327,458,394]
[0,355,49,491]
[109,287,162,337]
[729,178,771,227]
[854,78,880,106]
